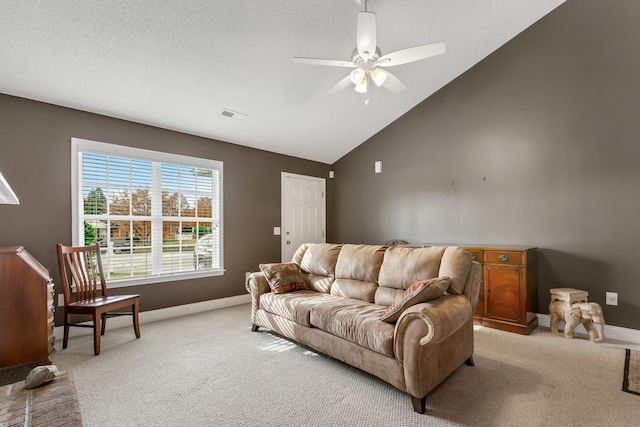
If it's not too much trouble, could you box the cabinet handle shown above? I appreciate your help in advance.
[498,254,508,262]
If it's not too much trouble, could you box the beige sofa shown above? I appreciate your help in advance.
[246,243,481,413]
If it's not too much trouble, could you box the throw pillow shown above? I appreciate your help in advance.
[259,262,308,294]
[380,276,451,323]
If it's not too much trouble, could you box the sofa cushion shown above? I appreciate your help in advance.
[260,291,344,327]
[438,247,472,295]
[304,273,334,293]
[259,262,308,294]
[299,243,342,278]
[379,276,451,323]
[373,287,404,307]
[335,244,386,283]
[330,278,378,303]
[291,243,311,264]
[377,246,446,289]
[310,299,394,356]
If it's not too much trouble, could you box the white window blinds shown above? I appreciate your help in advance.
[72,138,223,286]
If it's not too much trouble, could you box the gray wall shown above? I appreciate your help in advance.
[0,94,330,323]
[330,0,640,329]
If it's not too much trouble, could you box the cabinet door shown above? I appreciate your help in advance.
[485,265,523,323]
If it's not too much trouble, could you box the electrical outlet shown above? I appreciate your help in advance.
[58,294,64,306]
[605,292,618,306]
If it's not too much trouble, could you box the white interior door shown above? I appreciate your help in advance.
[281,173,326,262]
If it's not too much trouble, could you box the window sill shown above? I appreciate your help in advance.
[107,270,224,288]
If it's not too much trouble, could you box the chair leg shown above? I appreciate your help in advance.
[133,299,141,339]
[251,324,259,332]
[63,314,69,349]
[101,313,107,335]
[93,313,101,355]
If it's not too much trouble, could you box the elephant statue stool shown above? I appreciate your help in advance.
[549,300,605,343]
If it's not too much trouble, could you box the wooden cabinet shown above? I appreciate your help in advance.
[0,246,55,370]
[463,246,538,335]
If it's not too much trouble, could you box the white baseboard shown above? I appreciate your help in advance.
[54,294,251,340]
[536,313,640,344]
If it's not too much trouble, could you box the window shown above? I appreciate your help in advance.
[72,138,223,287]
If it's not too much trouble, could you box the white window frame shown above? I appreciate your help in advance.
[71,138,224,287]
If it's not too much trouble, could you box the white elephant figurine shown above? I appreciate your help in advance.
[549,300,605,343]
[549,299,568,335]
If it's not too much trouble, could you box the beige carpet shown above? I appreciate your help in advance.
[51,304,639,427]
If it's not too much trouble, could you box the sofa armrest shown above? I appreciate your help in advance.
[393,294,473,398]
[246,272,270,295]
[393,295,472,366]
[246,272,271,324]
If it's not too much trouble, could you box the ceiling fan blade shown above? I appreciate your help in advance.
[325,75,353,96]
[380,70,406,93]
[375,41,446,67]
[292,57,356,68]
[356,11,377,60]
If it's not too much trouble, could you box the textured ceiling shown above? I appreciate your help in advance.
[0,0,565,164]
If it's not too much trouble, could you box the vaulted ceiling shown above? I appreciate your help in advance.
[0,0,565,164]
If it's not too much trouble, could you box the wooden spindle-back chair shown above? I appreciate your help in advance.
[56,243,140,355]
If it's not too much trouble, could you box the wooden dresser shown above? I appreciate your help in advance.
[0,246,55,370]
[401,244,538,335]
[462,246,538,335]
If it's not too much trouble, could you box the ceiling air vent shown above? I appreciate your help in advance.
[220,108,248,120]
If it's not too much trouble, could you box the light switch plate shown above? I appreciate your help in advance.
[374,161,382,174]
[273,227,281,236]
[605,292,618,306]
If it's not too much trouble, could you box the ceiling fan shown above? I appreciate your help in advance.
[293,0,446,98]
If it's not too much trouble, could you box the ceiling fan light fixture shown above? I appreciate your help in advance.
[354,77,368,93]
[292,0,445,99]
[370,68,387,87]
[350,67,367,85]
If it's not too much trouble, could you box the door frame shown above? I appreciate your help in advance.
[281,172,327,261]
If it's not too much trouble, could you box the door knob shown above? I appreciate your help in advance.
[286,240,291,245]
